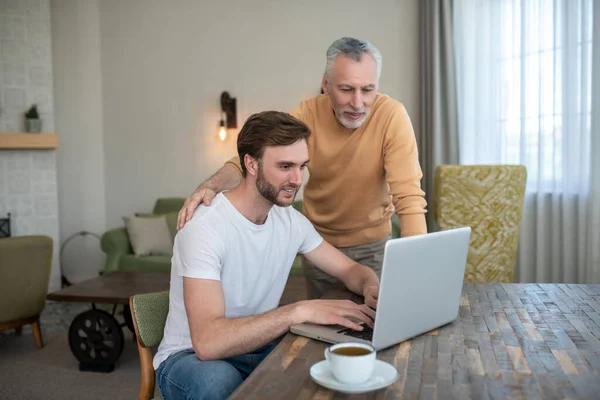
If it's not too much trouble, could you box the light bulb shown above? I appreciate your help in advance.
[218,119,227,141]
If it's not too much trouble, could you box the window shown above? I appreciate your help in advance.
[455,0,593,194]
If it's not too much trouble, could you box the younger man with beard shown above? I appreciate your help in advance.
[154,111,379,400]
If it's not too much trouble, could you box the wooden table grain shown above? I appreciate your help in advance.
[230,283,600,399]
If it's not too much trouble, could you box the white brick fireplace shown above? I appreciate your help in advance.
[0,0,61,291]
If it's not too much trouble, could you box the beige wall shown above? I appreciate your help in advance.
[52,0,106,282]
[51,0,420,230]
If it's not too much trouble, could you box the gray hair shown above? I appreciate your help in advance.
[324,37,382,80]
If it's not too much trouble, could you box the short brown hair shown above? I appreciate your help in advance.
[237,111,311,176]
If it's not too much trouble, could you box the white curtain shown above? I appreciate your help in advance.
[454,0,599,283]
[590,0,600,284]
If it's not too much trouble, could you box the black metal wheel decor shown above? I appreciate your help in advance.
[68,309,124,372]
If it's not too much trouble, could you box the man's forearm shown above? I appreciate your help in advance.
[201,163,242,192]
[339,264,379,296]
[398,213,427,237]
[193,303,300,361]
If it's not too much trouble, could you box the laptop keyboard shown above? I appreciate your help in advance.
[336,325,373,342]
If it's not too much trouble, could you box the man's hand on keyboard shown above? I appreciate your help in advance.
[292,299,375,331]
[337,324,374,341]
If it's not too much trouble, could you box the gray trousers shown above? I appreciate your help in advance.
[301,238,388,299]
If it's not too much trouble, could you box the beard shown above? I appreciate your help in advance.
[333,108,367,129]
[256,164,298,207]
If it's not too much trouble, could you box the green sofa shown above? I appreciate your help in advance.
[101,198,185,274]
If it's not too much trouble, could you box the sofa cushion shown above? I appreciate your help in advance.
[123,215,173,256]
[118,254,172,273]
[135,211,178,242]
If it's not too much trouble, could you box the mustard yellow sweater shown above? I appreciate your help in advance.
[226,94,427,247]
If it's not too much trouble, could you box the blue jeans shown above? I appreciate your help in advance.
[157,341,277,400]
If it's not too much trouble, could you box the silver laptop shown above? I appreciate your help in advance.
[290,227,471,350]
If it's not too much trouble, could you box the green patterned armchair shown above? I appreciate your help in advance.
[433,165,527,283]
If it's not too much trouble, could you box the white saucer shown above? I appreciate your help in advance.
[310,359,398,394]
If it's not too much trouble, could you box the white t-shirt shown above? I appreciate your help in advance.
[153,193,323,369]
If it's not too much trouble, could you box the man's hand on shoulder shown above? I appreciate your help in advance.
[291,299,375,331]
[177,163,243,230]
[177,186,216,230]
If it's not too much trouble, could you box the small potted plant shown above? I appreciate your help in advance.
[24,104,42,133]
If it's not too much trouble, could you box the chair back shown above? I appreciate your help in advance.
[130,290,169,400]
[131,290,169,347]
[0,235,53,323]
[433,165,527,283]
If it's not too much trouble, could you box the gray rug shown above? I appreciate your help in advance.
[0,302,162,399]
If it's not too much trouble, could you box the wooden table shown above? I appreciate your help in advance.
[47,271,169,304]
[230,283,600,399]
[46,271,170,372]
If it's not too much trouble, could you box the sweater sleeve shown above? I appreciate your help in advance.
[383,103,428,237]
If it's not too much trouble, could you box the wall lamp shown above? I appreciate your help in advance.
[218,91,237,141]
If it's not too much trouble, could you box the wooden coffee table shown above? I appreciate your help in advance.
[46,271,170,372]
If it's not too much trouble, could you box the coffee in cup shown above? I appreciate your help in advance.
[324,342,376,385]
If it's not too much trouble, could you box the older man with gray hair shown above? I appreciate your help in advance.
[178,37,427,299]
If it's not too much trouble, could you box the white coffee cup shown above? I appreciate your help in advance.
[324,342,376,385]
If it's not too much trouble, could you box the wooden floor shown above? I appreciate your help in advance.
[279,276,307,306]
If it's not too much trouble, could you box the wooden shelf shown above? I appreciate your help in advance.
[0,133,59,149]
